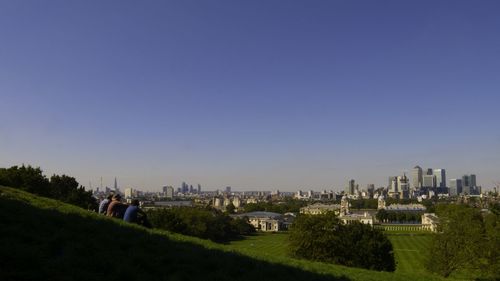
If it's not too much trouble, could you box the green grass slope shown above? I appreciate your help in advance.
[0,186,453,281]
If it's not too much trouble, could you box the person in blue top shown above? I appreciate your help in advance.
[123,199,150,227]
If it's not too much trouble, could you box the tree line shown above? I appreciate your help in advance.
[375,209,423,223]
[0,165,97,210]
[146,207,255,242]
[243,199,308,214]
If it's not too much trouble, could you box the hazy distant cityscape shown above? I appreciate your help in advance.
[93,164,493,205]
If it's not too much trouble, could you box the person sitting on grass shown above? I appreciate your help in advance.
[98,194,113,215]
[123,199,150,228]
[106,194,127,219]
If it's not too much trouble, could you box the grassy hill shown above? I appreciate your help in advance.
[0,186,456,281]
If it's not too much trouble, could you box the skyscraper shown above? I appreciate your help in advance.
[423,175,436,188]
[346,179,356,195]
[449,179,462,196]
[412,166,423,189]
[398,174,410,199]
[462,174,477,194]
[433,169,446,189]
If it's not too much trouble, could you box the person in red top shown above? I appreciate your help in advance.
[106,194,127,219]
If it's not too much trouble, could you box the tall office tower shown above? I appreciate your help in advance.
[166,186,174,198]
[225,186,231,193]
[426,168,433,175]
[189,185,194,193]
[114,177,118,190]
[412,166,423,188]
[462,174,477,194]
[449,179,462,196]
[433,169,446,188]
[197,184,201,194]
[124,188,133,198]
[367,184,375,197]
[181,182,189,193]
[346,179,356,195]
[398,174,410,199]
[423,175,436,188]
[470,174,477,187]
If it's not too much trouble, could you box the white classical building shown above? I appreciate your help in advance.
[421,213,439,232]
[233,211,288,232]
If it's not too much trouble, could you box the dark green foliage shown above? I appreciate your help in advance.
[289,213,395,272]
[244,199,308,213]
[146,207,255,242]
[426,204,500,279]
[0,165,97,210]
[225,202,236,214]
[349,199,378,210]
[0,186,349,281]
[50,174,97,210]
[376,210,422,223]
[0,165,50,196]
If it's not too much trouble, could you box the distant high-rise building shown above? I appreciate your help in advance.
[225,186,231,193]
[189,185,194,193]
[426,168,433,175]
[398,174,410,199]
[423,175,436,188]
[449,179,462,196]
[114,177,118,190]
[462,174,477,194]
[197,184,201,194]
[412,166,423,189]
[433,169,446,189]
[181,182,188,194]
[125,188,133,198]
[346,179,356,195]
[164,186,174,198]
[367,184,375,197]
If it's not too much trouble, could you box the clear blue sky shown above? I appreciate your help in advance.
[1,1,499,191]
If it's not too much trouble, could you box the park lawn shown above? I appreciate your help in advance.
[227,231,435,276]
[388,233,432,274]
[226,232,289,257]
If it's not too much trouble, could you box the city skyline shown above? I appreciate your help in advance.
[1,1,499,191]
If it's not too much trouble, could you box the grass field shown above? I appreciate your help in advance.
[227,231,434,276]
[389,234,431,274]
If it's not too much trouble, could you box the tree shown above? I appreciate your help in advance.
[426,205,499,279]
[0,165,50,196]
[0,165,97,210]
[289,212,395,271]
[225,202,236,214]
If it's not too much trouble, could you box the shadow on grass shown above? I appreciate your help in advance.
[0,197,350,281]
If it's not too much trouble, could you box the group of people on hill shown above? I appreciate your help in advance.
[98,194,151,228]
